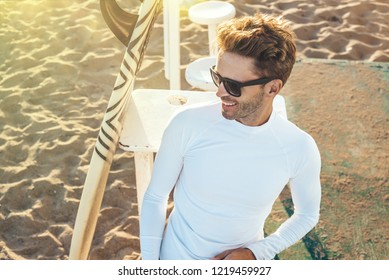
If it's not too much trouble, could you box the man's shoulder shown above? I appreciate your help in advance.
[172,101,221,123]
[164,101,222,141]
[273,115,321,176]
[273,114,318,150]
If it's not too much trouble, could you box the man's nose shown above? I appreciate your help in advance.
[215,83,229,98]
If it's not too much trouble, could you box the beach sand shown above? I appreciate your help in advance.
[0,0,388,260]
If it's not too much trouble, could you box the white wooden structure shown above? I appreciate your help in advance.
[164,0,236,91]
[185,1,236,90]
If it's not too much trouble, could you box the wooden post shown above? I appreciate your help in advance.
[134,152,154,216]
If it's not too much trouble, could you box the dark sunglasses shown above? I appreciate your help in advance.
[209,65,273,97]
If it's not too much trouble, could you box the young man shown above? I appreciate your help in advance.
[140,13,321,260]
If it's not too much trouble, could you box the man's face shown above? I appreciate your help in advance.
[215,51,273,126]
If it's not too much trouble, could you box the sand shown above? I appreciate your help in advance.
[0,0,388,260]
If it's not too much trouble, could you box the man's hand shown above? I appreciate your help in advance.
[212,248,256,260]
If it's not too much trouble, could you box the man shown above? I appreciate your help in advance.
[140,13,321,260]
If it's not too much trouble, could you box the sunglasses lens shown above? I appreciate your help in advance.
[210,66,241,97]
[224,81,241,97]
[211,69,221,85]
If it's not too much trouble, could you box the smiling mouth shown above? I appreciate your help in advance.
[222,100,237,107]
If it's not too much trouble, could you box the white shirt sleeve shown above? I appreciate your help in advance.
[139,114,185,260]
[246,135,321,259]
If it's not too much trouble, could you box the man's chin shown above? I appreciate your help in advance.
[221,111,235,121]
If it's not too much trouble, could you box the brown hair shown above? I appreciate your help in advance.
[216,13,296,86]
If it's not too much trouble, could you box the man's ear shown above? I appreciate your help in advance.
[267,79,283,95]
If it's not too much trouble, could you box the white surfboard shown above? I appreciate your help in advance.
[69,0,162,260]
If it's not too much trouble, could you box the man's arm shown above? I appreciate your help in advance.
[139,114,185,260]
[244,135,321,260]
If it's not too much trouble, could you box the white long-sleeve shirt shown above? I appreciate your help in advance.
[140,101,321,260]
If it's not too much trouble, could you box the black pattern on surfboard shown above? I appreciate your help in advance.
[95,0,162,162]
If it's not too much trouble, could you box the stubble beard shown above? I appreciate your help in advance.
[221,91,265,124]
